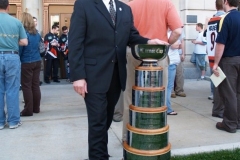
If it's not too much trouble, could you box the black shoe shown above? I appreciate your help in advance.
[20,111,33,117]
[39,81,42,86]
[44,80,50,84]
[212,114,223,118]
[53,80,60,83]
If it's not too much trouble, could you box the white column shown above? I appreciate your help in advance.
[22,0,43,35]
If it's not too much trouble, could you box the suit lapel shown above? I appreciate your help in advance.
[115,0,122,27]
[94,0,115,28]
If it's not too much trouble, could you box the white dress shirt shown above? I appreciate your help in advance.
[102,0,116,12]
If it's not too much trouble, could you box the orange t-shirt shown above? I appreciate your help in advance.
[128,0,182,42]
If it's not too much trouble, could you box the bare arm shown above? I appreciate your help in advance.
[168,28,182,45]
[180,39,185,61]
[191,40,206,45]
[19,38,28,46]
[170,40,180,49]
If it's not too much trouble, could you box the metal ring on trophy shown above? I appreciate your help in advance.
[129,105,167,129]
[126,124,169,150]
[123,142,171,159]
[132,86,165,108]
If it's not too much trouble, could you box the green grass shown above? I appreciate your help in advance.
[171,148,240,160]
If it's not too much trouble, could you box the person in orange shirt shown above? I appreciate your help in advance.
[113,0,183,142]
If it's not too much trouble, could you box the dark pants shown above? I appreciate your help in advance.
[218,56,240,131]
[21,61,41,114]
[212,87,224,116]
[44,58,59,81]
[84,63,121,160]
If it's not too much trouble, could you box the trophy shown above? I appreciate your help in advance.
[123,44,171,160]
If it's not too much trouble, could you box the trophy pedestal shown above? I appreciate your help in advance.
[123,45,171,160]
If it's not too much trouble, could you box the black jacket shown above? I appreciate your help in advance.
[68,0,148,93]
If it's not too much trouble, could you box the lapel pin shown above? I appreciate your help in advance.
[119,8,122,11]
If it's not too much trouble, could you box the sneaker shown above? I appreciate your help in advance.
[208,95,214,100]
[0,124,6,130]
[197,77,205,81]
[9,122,22,129]
[171,93,176,98]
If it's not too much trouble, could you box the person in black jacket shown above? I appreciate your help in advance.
[44,25,60,83]
[59,26,70,82]
[68,0,167,159]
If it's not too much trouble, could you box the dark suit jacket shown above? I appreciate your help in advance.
[68,0,148,93]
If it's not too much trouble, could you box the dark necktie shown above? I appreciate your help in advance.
[109,0,116,25]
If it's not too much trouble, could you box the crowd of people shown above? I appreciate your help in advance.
[43,25,70,84]
[20,16,70,117]
[0,0,240,159]
[0,0,70,121]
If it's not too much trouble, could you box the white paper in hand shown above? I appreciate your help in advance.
[210,67,226,87]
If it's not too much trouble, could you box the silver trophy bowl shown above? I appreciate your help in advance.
[131,44,169,62]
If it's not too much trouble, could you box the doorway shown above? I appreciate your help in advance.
[9,4,17,17]
[60,14,71,33]
[48,6,73,79]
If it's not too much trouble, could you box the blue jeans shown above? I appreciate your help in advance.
[0,54,21,126]
[195,54,206,71]
[167,64,177,113]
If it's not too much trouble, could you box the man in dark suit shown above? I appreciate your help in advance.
[68,0,167,159]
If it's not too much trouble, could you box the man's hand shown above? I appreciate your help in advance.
[147,39,169,45]
[212,64,219,77]
[73,79,88,98]
[180,54,185,62]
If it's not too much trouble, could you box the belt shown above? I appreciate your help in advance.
[0,51,18,54]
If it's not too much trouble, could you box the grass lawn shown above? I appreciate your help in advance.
[171,148,240,160]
